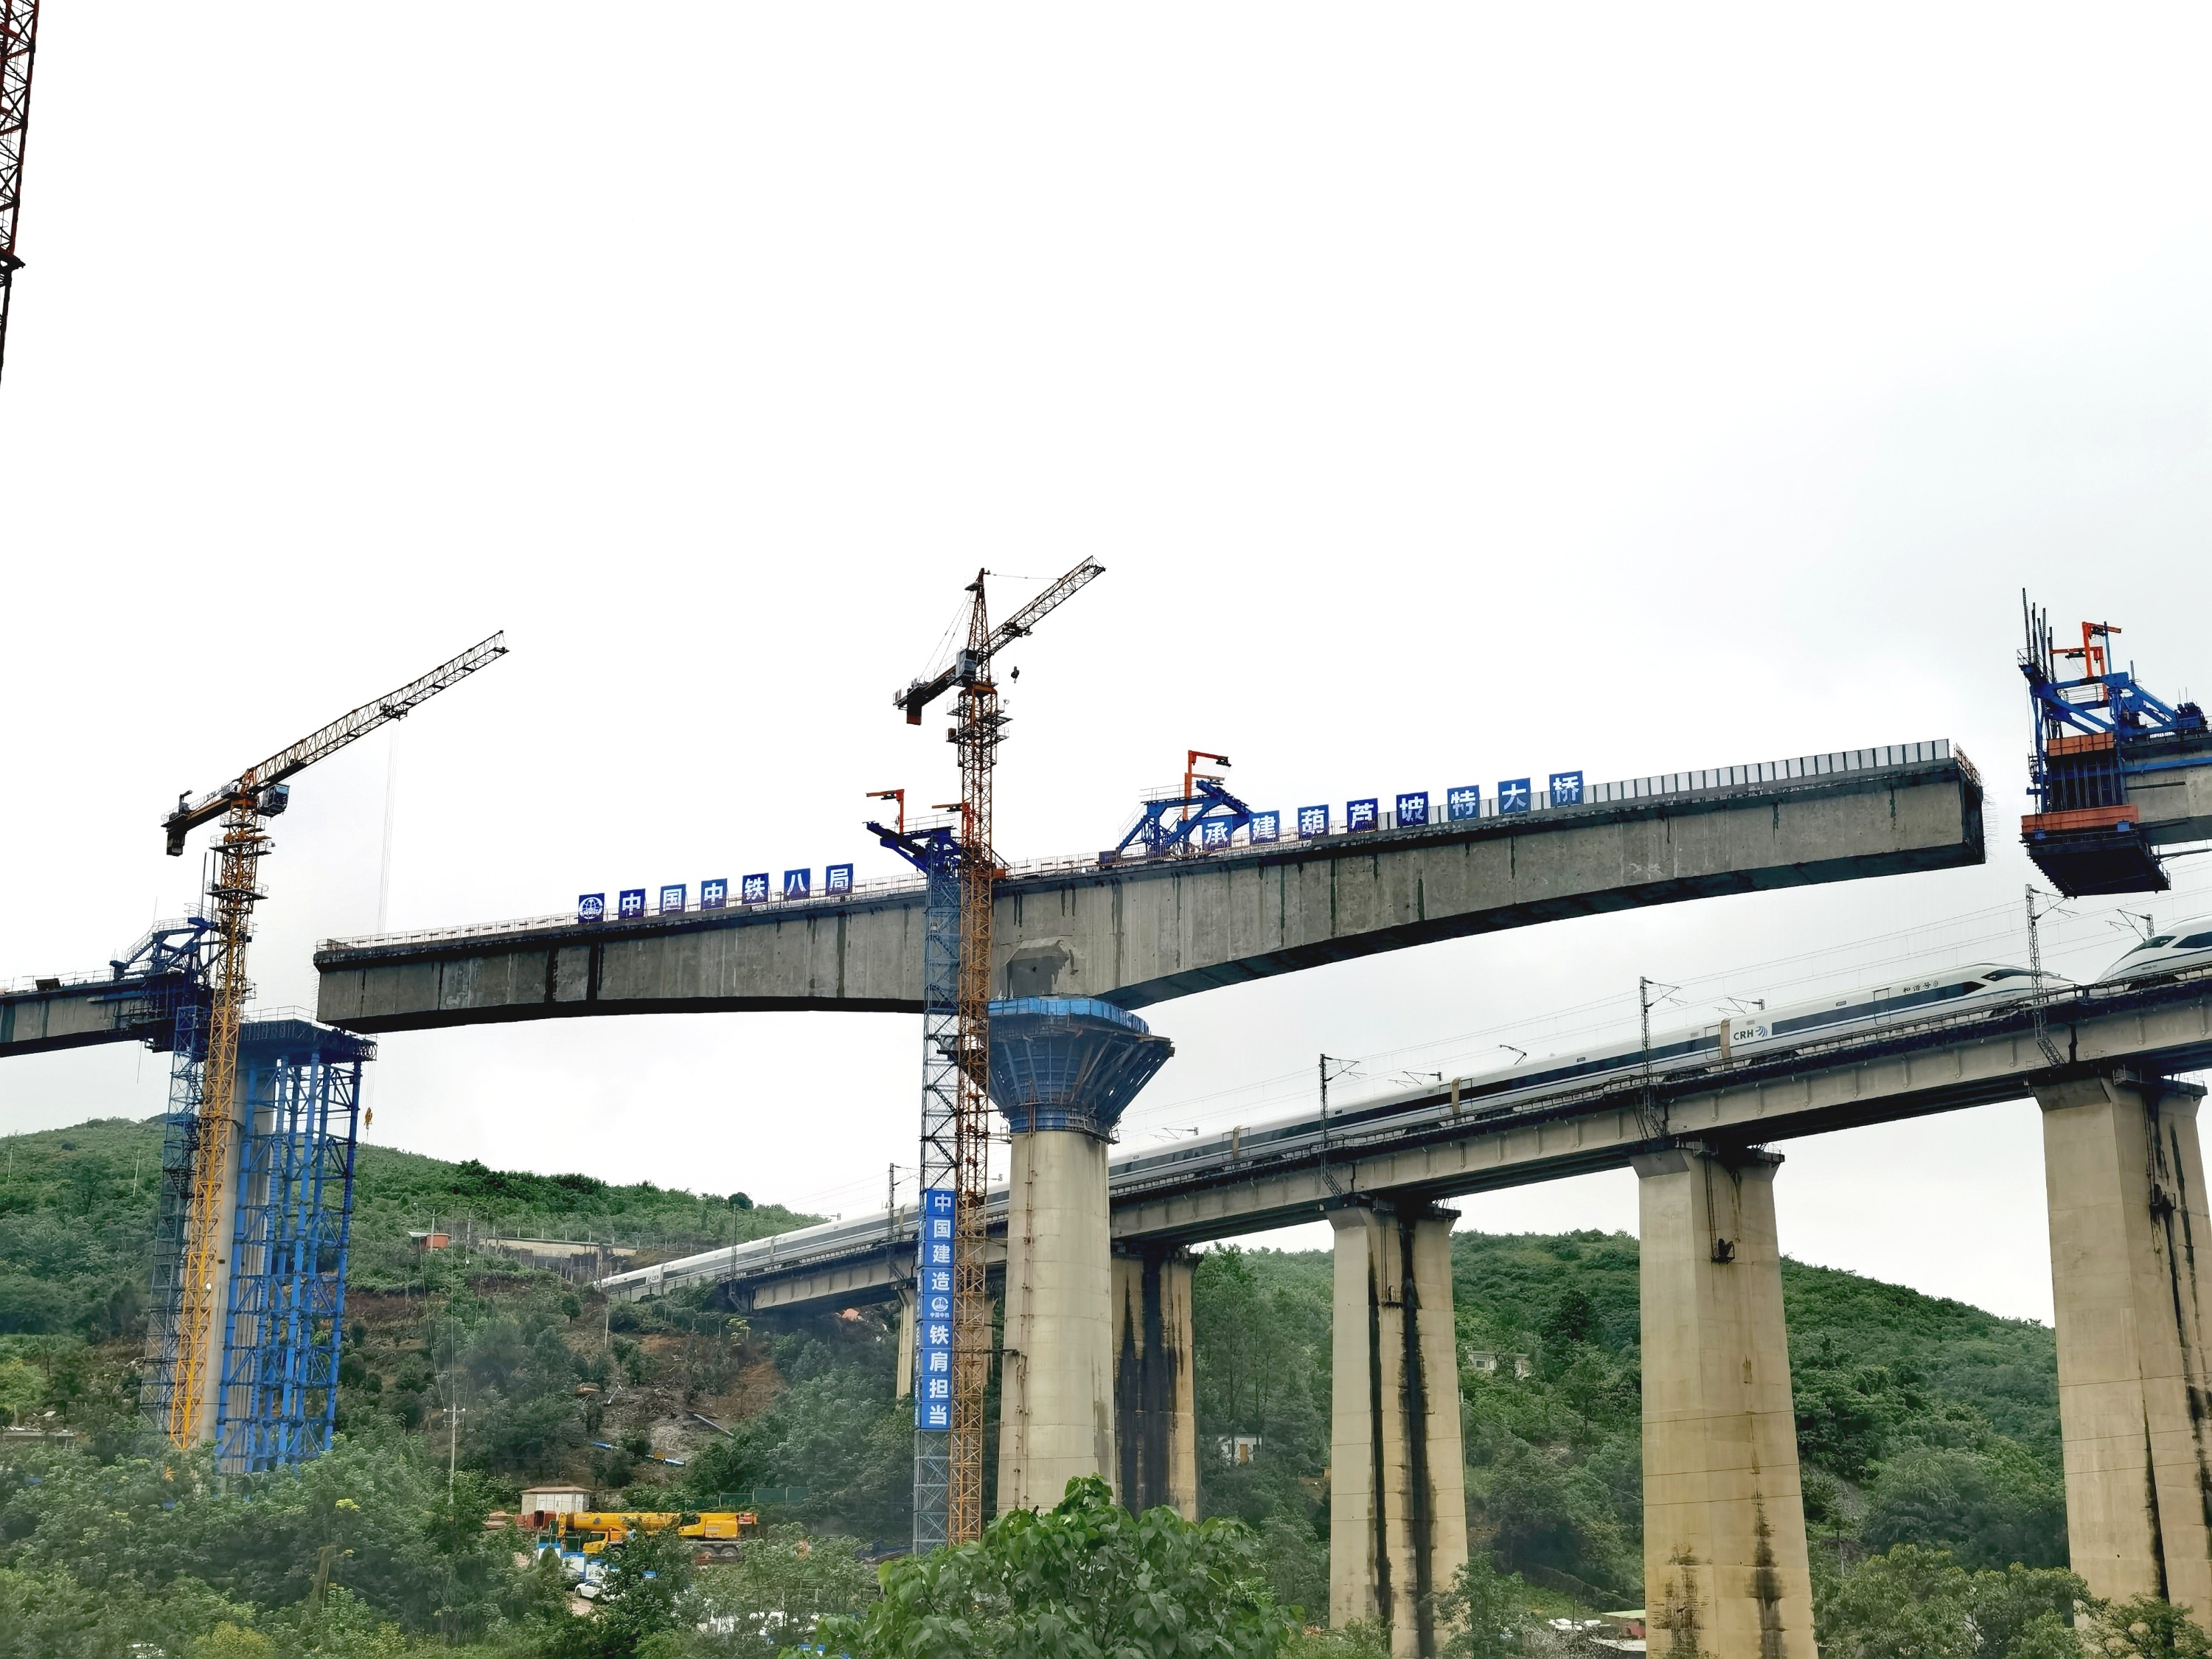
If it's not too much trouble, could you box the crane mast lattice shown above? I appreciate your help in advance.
[0,0,38,386]
[148,633,508,1449]
[891,560,1101,1543]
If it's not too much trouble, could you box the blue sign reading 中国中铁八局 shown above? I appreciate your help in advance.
[1347,798,1378,832]
[659,884,686,915]
[577,893,606,923]
[1298,805,1328,838]
[618,888,646,919]
[1548,771,1584,804]
[1395,790,1429,828]
[1447,785,1481,821]
[741,874,770,904]
[1498,779,1531,814]
[827,863,854,894]
[916,1189,956,1430]
[1251,811,1279,844]
[700,878,728,910]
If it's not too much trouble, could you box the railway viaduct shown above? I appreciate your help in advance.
[0,738,1988,1659]
[613,970,2212,1659]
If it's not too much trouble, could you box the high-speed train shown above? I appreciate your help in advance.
[2098,919,2212,983]
[1113,961,2070,1183]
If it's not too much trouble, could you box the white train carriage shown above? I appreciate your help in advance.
[1113,962,2069,1181]
[2097,920,2212,984]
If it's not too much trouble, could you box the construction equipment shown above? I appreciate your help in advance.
[551,1510,757,1562]
[0,0,35,386]
[1104,750,1258,863]
[2019,597,2210,895]
[145,633,508,1451]
[866,809,959,1552]
[886,559,1102,1546]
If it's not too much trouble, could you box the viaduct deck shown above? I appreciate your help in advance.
[0,973,184,1059]
[604,966,2212,1312]
[310,742,1980,1033]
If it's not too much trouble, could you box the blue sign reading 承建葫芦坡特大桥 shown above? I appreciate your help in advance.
[915,1188,956,1430]
[576,862,862,923]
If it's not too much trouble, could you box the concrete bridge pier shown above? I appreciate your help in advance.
[1633,1145,1815,1659]
[1113,1245,1198,1519]
[987,998,1174,1515]
[2037,1071,2212,1623]
[893,1283,916,1402]
[1328,1197,1469,1659]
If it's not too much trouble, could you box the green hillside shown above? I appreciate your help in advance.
[0,1115,817,1337]
[1189,1228,2065,1617]
[0,1117,2081,1655]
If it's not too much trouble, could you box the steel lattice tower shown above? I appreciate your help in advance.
[0,0,38,384]
[888,558,1101,1545]
[911,836,959,1550]
[948,587,1005,1544]
[214,1024,366,1472]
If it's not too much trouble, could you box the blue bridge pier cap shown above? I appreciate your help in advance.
[985,997,1175,1516]
[985,998,1174,1137]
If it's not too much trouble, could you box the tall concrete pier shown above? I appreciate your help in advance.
[1634,1147,1815,1659]
[987,998,1172,1514]
[1113,1246,1198,1519]
[1329,1199,1468,1659]
[2037,1071,2212,1622]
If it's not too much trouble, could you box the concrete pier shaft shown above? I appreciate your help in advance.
[1633,1146,1815,1659]
[894,1283,917,1402]
[1328,1199,1469,1659]
[998,1128,1119,1511]
[987,997,1174,1515]
[1113,1246,1198,1519]
[2037,1071,2212,1621]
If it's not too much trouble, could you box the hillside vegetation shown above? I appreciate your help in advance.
[0,1116,2110,1657]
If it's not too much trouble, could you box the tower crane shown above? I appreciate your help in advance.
[0,0,38,386]
[147,632,508,1450]
[888,559,1101,1545]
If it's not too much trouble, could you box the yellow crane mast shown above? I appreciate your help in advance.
[152,633,509,1450]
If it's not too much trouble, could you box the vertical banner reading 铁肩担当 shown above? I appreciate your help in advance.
[914,1189,954,1430]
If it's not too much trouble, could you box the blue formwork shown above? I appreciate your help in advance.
[984,998,1174,1138]
[212,1018,372,1473]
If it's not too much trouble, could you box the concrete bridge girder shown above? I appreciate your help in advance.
[310,754,1982,1033]
[0,978,156,1057]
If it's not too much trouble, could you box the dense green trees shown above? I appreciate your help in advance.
[818,1475,1292,1659]
[681,1322,912,1545]
[1815,1545,2096,1658]
[12,1117,2212,1654]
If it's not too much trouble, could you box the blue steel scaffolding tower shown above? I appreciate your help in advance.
[869,813,961,1552]
[120,920,217,1439]
[214,1017,370,1473]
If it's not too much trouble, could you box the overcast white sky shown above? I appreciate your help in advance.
[4,8,2210,1324]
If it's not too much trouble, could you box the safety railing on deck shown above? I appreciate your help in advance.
[321,739,1969,954]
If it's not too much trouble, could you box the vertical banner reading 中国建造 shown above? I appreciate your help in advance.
[914,1189,955,1430]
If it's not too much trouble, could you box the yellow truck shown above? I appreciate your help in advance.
[554,1509,758,1564]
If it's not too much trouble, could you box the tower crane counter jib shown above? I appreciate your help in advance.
[145,633,509,1453]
